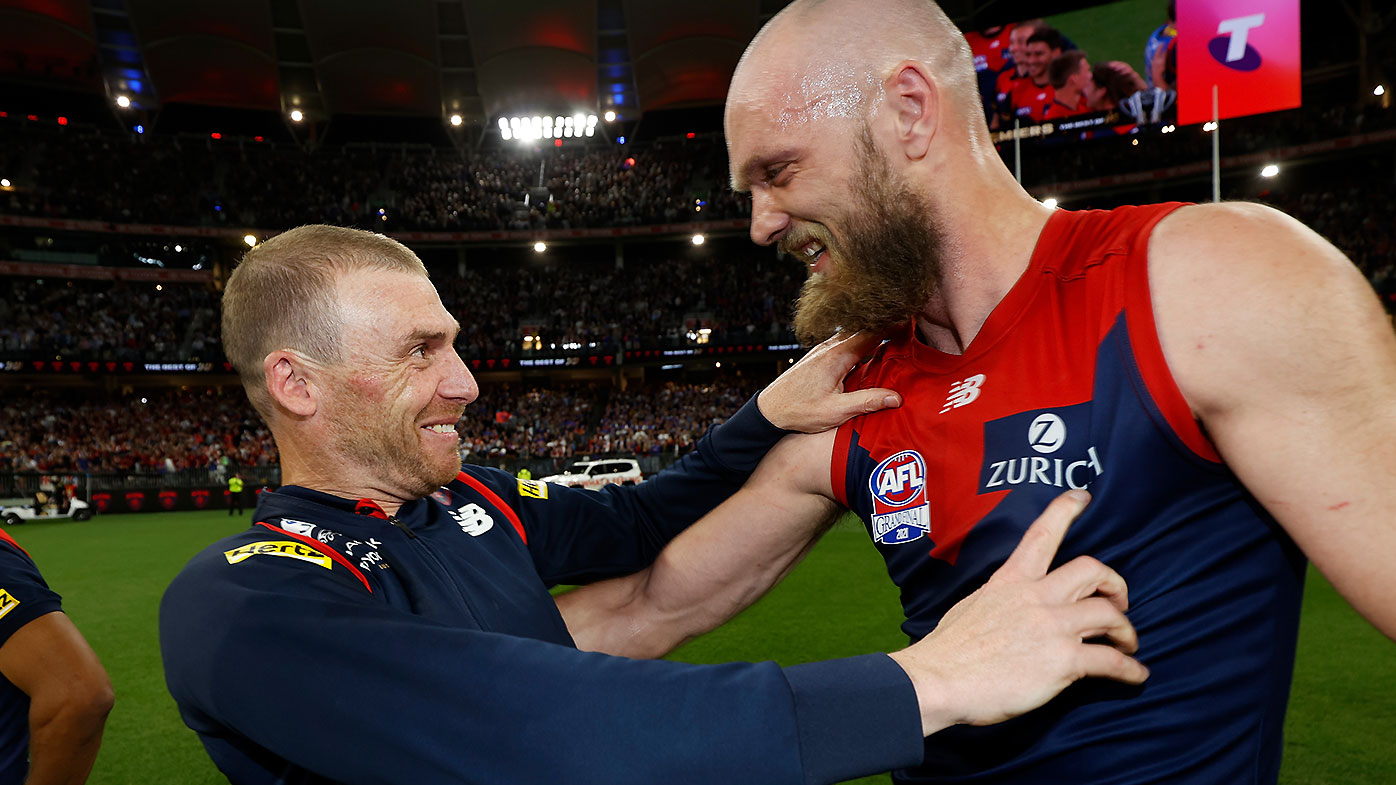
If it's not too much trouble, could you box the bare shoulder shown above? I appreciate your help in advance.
[751,428,840,500]
[1146,201,1389,418]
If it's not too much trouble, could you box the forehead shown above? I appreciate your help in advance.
[725,59,873,186]
[335,268,454,343]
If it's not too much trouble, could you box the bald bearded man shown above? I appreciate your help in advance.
[562,1,1396,784]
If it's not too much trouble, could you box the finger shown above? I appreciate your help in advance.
[1062,596,1139,655]
[1040,554,1129,611]
[1074,643,1150,685]
[839,387,901,415]
[831,329,889,362]
[995,490,1090,581]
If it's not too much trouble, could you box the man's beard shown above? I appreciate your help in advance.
[325,389,461,499]
[791,125,944,345]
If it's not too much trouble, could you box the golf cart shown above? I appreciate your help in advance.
[0,497,94,525]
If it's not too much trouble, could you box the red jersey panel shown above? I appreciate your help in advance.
[832,204,1306,784]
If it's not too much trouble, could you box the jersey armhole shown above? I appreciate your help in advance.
[831,425,853,508]
[1123,206,1222,463]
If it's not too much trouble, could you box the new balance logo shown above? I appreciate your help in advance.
[450,503,494,536]
[941,374,986,414]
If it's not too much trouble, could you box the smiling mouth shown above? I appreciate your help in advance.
[422,423,458,435]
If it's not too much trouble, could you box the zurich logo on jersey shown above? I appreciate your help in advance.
[869,451,931,545]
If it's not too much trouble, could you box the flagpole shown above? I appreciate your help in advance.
[1211,84,1221,203]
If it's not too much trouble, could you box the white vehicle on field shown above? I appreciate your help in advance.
[540,458,643,490]
[1,497,94,525]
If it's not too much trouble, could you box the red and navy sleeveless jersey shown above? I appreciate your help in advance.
[833,204,1307,784]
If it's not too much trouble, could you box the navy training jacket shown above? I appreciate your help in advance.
[159,397,925,785]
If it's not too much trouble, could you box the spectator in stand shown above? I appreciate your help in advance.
[1011,28,1064,123]
[963,24,1015,126]
[1044,51,1093,121]
[993,19,1044,129]
[1086,61,1147,112]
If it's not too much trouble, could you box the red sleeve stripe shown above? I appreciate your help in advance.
[1124,204,1222,463]
[254,521,372,593]
[455,471,528,545]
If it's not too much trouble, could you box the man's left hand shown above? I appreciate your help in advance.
[757,330,900,433]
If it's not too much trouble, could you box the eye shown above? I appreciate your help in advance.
[765,164,790,185]
[410,345,429,359]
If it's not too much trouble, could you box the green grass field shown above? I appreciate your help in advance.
[10,511,1395,784]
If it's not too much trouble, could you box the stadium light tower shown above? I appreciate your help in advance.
[115,95,131,109]
[290,109,304,123]
[691,234,705,245]
[449,114,463,127]
[533,241,546,253]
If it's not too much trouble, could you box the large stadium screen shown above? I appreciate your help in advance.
[966,0,1299,145]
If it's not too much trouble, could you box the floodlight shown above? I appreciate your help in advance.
[244,235,258,247]
[533,241,546,253]
[290,109,304,122]
[1043,198,1059,209]
[116,95,131,108]
[1260,164,1279,178]
[604,110,616,122]
[449,114,463,127]
[692,234,705,245]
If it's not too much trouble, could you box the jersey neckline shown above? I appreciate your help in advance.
[900,207,1069,374]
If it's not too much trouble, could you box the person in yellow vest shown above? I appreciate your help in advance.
[227,475,245,517]
[516,467,532,481]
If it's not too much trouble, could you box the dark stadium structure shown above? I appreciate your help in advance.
[1,0,1392,500]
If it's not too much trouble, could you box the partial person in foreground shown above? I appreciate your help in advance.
[0,528,112,785]
[160,225,1146,785]
[563,1,1396,783]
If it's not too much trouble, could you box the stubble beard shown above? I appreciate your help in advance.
[791,125,944,345]
[326,389,461,500]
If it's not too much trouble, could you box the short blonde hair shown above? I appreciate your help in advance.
[222,225,428,416]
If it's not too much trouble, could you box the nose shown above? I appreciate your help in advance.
[440,345,479,405]
[749,190,789,247]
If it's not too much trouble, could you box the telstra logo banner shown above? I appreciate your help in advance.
[1177,0,1300,126]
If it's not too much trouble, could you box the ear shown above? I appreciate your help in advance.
[263,350,319,418]
[883,60,939,162]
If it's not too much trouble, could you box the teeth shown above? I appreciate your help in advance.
[802,243,824,258]
[425,424,456,434]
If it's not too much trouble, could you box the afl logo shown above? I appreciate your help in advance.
[1028,413,1066,454]
[871,451,927,508]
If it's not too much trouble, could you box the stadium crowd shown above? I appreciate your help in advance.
[0,278,221,362]
[0,247,802,363]
[3,91,1390,235]
[0,388,275,474]
[1,379,761,476]
[1,121,746,232]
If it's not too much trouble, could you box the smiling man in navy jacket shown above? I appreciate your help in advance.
[159,225,1146,785]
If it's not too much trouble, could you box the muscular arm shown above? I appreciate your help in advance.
[559,429,839,658]
[0,612,113,785]
[1151,202,1396,639]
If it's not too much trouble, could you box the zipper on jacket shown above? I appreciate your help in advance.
[387,515,417,539]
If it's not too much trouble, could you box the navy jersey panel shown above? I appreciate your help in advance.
[0,535,63,785]
[161,402,926,785]
[832,205,1307,784]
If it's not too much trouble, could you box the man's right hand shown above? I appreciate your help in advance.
[888,491,1148,736]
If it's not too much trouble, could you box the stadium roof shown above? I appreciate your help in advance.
[0,0,1262,126]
